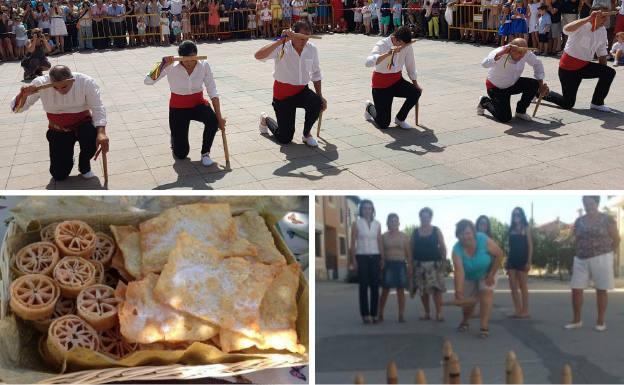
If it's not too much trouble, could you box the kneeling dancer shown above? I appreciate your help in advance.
[364,26,422,130]
[254,20,327,147]
[144,40,226,166]
[477,38,548,123]
[544,9,616,112]
[10,65,109,181]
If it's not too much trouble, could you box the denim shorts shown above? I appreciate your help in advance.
[382,260,407,289]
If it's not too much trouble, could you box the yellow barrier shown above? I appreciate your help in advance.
[447,3,500,42]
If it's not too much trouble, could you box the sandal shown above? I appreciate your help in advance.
[479,328,490,338]
[419,314,431,321]
[457,322,469,332]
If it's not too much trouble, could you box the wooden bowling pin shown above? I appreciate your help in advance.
[442,340,453,383]
[355,373,365,384]
[509,361,524,384]
[505,351,517,383]
[387,361,398,384]
[449,353,461,385]
[470,367,483,384]
[415,369,427,384]
[561,364,573,384]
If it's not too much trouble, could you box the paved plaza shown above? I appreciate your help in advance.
[316,279,624,384]
[1,35,624,190]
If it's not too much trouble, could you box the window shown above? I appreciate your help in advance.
[315,231,322,257]
[339,237,346,255]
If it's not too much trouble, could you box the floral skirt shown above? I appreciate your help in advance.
[411,260,447,296]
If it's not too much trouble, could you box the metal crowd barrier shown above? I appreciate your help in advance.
[447,3,500,41]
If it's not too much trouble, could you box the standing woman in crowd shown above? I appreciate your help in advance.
[566,196,620,332]
[146,0,160,43]
[49,1,67,52]
[34,2,51,35]
[208,0,220,37]
[411,207,448,322]
[452,219,505,338]
[507,207,532,319]
[64,0,80,51]
[124,0,138,46]
[378,213,412,323]
[475,215,492,237]
[22,3,38,34]
[0,10,16,61]
[91,0,109,49]
[350,200,384,324]
[78,0,93,50]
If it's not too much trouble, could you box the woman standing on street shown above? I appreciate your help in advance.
[566,196,620,332]
[350,199,384,324]
[378,213,412,323]
[411,207,448,322]
[507,207,532,319]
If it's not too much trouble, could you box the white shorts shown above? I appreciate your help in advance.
[464,275,498,298]
[570,252,615,291]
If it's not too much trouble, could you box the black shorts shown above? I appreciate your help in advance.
[538,32,549,42]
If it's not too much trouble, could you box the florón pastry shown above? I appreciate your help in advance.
[54,220,97,258]
[91,232,115,267]
[46,315,100,361]
[15,241,60,276]
[10,274,60,321]
[77,284,120,331]
[53,257,97,298]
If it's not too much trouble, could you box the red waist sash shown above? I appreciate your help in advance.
[169,92,209,108]
[46,110,92,132]
[559,52,589,71]
[273,80,306,101]
[372,71,402,89]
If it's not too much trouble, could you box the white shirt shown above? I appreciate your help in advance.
[611,41,624,55]
[365,36,418,80]
[563,22,608,60]
[170,0,183,13]
[144,60,219,99]
[10,73,107,127]
[260,41,322,85]
[355,217,381,255]
[482,46,545,89]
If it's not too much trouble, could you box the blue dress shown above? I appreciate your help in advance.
[511,6,528,34]
[498,13,512,36]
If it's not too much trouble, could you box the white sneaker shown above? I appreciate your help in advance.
[614,62,620,67]
[81,170,95,179]
[302,135,318,147]
[590,103,612,113]
[394,117,413,130]
[564,321,583,329]
[364,100,375,122]
[595,324,607,332]
[259,112,269,134]
[515,112,533,121]
[476,97,485,116]
[201,153,214,167]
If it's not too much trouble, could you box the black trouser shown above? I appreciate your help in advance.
[481,77,539,123]
[268,86,322,144]
[46,122,97,181]
[168,104,218,159]
[544,62,616,110]
[356,254,381,318]
[371,78,422,129]
[92,20,109,49]
[109,21,127,48]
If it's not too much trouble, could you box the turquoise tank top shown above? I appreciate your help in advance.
[453,232,492,281]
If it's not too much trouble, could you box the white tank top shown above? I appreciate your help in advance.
[355,217,381,255]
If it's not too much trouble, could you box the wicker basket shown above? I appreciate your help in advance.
[0,209,308,384]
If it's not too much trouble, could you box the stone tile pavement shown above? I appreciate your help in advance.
[1,35,624,190]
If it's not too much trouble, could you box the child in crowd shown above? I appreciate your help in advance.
[137,16,147,44]
[498,3,512,45]
[380,0,391,35]
[611,31,624,66]
[282,0,292,27]
[270,0,281,33]
[335,15,347,32]
[260,1,272,37]
[171,14,181,43]
[537,4,550,55]
[181,5,191,41]
[511,0,528,40]
[362,2,372,34]
[291,0,304,21]
[528,0,540,48]
[354,2,363,32]
[248,9,257,37]
[159,11,170,44]
[13,16,28,59]
[391,0,401,27]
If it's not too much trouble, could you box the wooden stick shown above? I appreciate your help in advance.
[221,125,230,166]
[532,94,543,117]
[34,78,75,92]
[354,374,365,384]
[442,340,453,384]
[443,297,478,307]
[470,367,483,384]
[387,361,398,384]
[316,111,323,137]
[561,364,572,384]
[508,361,524,384]
[172,55,208,61]
[102,151,109,187]
[505,351,517,384]
[415,369,427,384]
[448,353,461,385]
[415,103,419,126]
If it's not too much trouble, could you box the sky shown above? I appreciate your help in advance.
[359,193,618,256]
